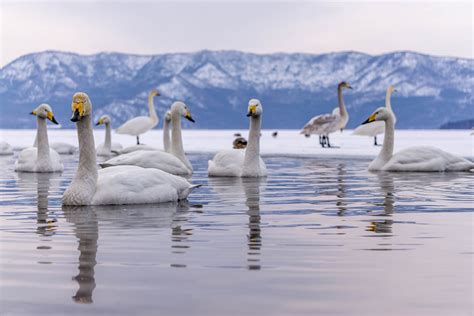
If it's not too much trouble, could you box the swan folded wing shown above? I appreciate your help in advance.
[300,114,337,135]
[383,146,474,172]
[115,144,159,155]
[353,121,385,136]
[116,116,157,136]
[92,166,192,205]
[208,150,245,177]
[102,150,190,175]
[15,147,63,172]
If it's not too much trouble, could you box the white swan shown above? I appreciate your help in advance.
[100,102,194,175]
[208,99,267,177]
[116,89,160,145]
[353,85,397,146]
[62,92,200,206]
[300,81,352,147]
[0,141,14,155]
[15,104,64,173]
[95,115,123,156]
[362,108,474,172]
[34,136,77,155]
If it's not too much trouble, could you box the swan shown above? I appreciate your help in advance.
[208,99,267,177]
[362,108,474,172]
[300,81,352,147]
[33,136,77,155]
[100,102,195,175]
[116,89,160,145]
[353,85,397,146]
[0,141,14,155]
[62,92,200,206]
[95,115,123,156]
[15,104,64,173]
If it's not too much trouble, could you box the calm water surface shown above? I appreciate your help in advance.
[0,153,473,315]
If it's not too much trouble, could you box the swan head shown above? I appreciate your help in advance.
[164,110,172,122]
[247,99,262,117]
[338,81,353,90]
[30,104,59,124]
[388,85,397,94]
[71,92,92,122]
[95,115,111,126]
[171,101,195,123]
[149,89,160,98]
[362,107,392,124]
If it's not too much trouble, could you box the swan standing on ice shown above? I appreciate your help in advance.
[353,85,397,146]
[100,102,195,175]
[116,89,160,145]
[300,81,352,148]
[362,108,474,172]
[208,99,267,177]
[95,115,123,156]
[62,92,200,206]
[0,141,14,155]
[15,104,64,173]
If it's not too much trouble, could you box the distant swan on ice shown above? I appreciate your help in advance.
[208,99,267,177]
[300,81,352,148]
[15,104,64,173]
[101,102,195,175]
[62,92,200,206]
[95,115,123,156]
[353,85,397,146]
[0,141,14,155]
[116,89,160,145]
[361,108,474,172]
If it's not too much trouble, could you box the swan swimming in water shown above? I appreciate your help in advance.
[95,115,123,156]
[362,108,474,172]
[0,141,14,155]
[300,81,352,148]
[116,89,160,145]
[353,85,397,146]
[208,99,267,177]
[15,104,64,173]
[62,92,200,206]
[100,102,194,175]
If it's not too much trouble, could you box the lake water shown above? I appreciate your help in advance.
[0,153,473,315]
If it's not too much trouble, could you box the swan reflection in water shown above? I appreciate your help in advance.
[208,177,266,270]
[62,202,190,303]
[366,172,395,234]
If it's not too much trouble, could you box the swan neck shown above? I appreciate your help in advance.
[379,116,395,163]
[148,95,158,123]
[163,119,171,153]
[170,111,192,171]
[75,116,98,191]
[337,87,348,116]
[244,115,261,169]
[385,90,393,111]
[104,122,112,151]
[36,117,50,161]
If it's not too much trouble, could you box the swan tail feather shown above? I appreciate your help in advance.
[179,184,202,200]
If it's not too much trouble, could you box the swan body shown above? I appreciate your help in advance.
[300,82,351,147]
[116,89,160,144]
[15,104,63,173]
[95,115,123,156]
[208,99,267,177]
[0,141,14,155]
[50,142,77,155]
[112,144,159,155]
[101,101,195,175]
[353,85,397,145]
[62,92,200,206]
[362,108,474,172]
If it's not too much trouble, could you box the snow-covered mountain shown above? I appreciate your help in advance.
[1,50,472,129]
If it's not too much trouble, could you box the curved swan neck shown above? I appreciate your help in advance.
[243,115,262,171]
[170,111,192,171]
[73,115,98,198]
[36,117,50,162]
[104,122,112,151]
[337,86,348,117]
[379,115,395,163]
[148,94,158,124]
[385,89,393,111]
[163,119,171,153]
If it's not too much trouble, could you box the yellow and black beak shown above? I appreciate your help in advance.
[71,109,81,122]
[185,111,195,123]
[95,118,103,126]
[246,105,257,117]
[71,101,85,123]
[30,110,36,116]
[362,112,377,125]
[47,111,59,125]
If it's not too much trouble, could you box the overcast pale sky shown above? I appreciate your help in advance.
[1,1,472,66]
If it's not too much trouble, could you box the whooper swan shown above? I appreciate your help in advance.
[95,115,123,156]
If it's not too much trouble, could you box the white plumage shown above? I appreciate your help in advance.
[0,141,14,155]
[208,149,267,177]
[95,115,123,156]
[50,142,77,155]
[115,89,160,144]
